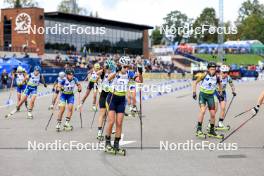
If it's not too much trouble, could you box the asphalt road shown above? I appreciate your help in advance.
[0,79,264,176]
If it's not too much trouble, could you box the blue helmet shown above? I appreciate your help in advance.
[34,66,41,72]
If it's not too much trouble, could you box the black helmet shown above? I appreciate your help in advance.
[65,68,74,75]
[207,62,217,69]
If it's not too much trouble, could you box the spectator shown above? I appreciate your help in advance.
[1,69,9,89]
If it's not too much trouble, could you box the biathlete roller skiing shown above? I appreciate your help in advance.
[78,63,102,112]
[126,63,138,117]
[49,71,65,110]
[5,66,47,119]
[96,59,116,140]
[12,66,28,110]
[207,65,236,131]
[104,56,143,156]
[192,62,224,139]
[55,68,82,132]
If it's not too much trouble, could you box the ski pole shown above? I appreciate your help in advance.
[45,93,60,131]
[78,92,83,128]
[223,95,235,119]
[220,114,257,143]
[233,108,252,118]
[6,76,14,107]
[90,91,101,129]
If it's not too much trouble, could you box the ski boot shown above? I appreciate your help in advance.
[215,121,231,131]
[196,130,207,139]
[97,130,104,141]
[27,109,33,119]
[63,121,73,131]
[5,108,19,118]
[56,121,62,132]
[48,104,54,110]
[207,129,224,139]
[113,138,126,156]
[128,106,137,117]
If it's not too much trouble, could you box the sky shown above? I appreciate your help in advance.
[1,0,264,26]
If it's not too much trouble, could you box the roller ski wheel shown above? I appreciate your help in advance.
[63,125,73,131]
[196,130,207,139]
[215,125,231,131]
[207,132,224,139]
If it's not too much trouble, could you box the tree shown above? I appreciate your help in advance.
[162,10,189,44]
[151,26,163,45]
[238,0,264,22]
[191,8,218,43]
[57,0,88,15]
[4,0,38,8]
[238,14,264,43]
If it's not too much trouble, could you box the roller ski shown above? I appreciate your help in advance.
[215,122,231,131]
[196,130,207,139]
[104,145,126,156]
[207,128,224,139]
[5,108,18,118]
[97,130,104,141]
[63,121,73,131]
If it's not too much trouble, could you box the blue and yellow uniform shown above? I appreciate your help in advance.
[23,73,41,96]
[107,70,135,113]
[59,77,79,106]
[16,72,27,93]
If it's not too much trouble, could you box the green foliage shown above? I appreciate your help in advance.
[57,0,88,15]
[151,26,163,45]
[195,54,263,65]
[4,0,38,8]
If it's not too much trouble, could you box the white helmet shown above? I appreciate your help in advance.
[59,72,65,78]
[17,66,23,72]
[220,65,230,72]
[119,56,130,66]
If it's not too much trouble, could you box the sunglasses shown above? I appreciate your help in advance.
[223,72,229,74]
[123,66,129,69]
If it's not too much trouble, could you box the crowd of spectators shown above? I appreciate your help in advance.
[52,53,182,74]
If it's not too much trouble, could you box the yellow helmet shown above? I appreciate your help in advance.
[94,63,100,69]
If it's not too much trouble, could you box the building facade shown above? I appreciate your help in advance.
[0,8,152,57]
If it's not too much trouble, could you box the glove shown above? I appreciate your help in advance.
[138,66,143,74]
[192,92,197,100]
[232,92,237,97]
[78,89,82,93]
[44,84,47,88]
[116,65,122,72]
[251,105,260,115]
